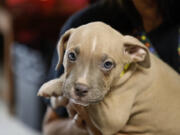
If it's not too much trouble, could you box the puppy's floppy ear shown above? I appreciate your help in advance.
[123,35,150,68]
[56,28,74,70]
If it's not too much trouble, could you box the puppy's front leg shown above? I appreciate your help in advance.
[38,74,65,97]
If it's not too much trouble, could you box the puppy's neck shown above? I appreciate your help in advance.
[112,63,137,89]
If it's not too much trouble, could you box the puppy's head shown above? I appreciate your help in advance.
[56,22,150,106]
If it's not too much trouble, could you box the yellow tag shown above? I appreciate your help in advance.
[120,64,130,78]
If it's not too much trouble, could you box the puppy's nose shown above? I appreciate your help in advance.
[75,83,89,97]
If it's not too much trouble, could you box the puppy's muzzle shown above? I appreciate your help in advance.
[75,83,89,97]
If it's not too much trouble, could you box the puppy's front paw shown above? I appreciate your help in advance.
[37,78,63,97]
[38,86,59,97]
[37,90,51,97]
[38,88,57,97]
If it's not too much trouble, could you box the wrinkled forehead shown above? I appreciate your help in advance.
[66,26,124,57]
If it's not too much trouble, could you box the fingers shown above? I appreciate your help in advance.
[43,107,61,125]
[73,114,86,129]
[66,102,77,118]
[72,104,89,120]
[50,97,69,109]
[68,103,102,135]
[43,116,88,135]
[67,103,87,129]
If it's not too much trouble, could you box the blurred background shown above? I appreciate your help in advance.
[0,0,97,134]
[1,0,179,134]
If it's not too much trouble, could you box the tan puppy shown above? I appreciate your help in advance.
[38,22,180,135]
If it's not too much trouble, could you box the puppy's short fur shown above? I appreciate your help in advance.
[38,22,180,135]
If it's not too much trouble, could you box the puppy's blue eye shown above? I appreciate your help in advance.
[68,52,76,61]
[104,61,113,70]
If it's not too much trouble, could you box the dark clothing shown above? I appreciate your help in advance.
[47,1,180,117]
[147,23,180,72]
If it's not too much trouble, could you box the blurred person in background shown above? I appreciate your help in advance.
[1,0,92,132]
[6,0,91,65]
[42,0,180,135]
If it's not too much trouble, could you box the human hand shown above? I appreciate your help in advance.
[43,107,89,135]
[67,102,102,135]
[48,96,102,135]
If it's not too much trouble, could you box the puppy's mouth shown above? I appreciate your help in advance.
[70,98,89,106]
[70,91,92,106]
[70,96,104,106]
[64,90,104,106]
